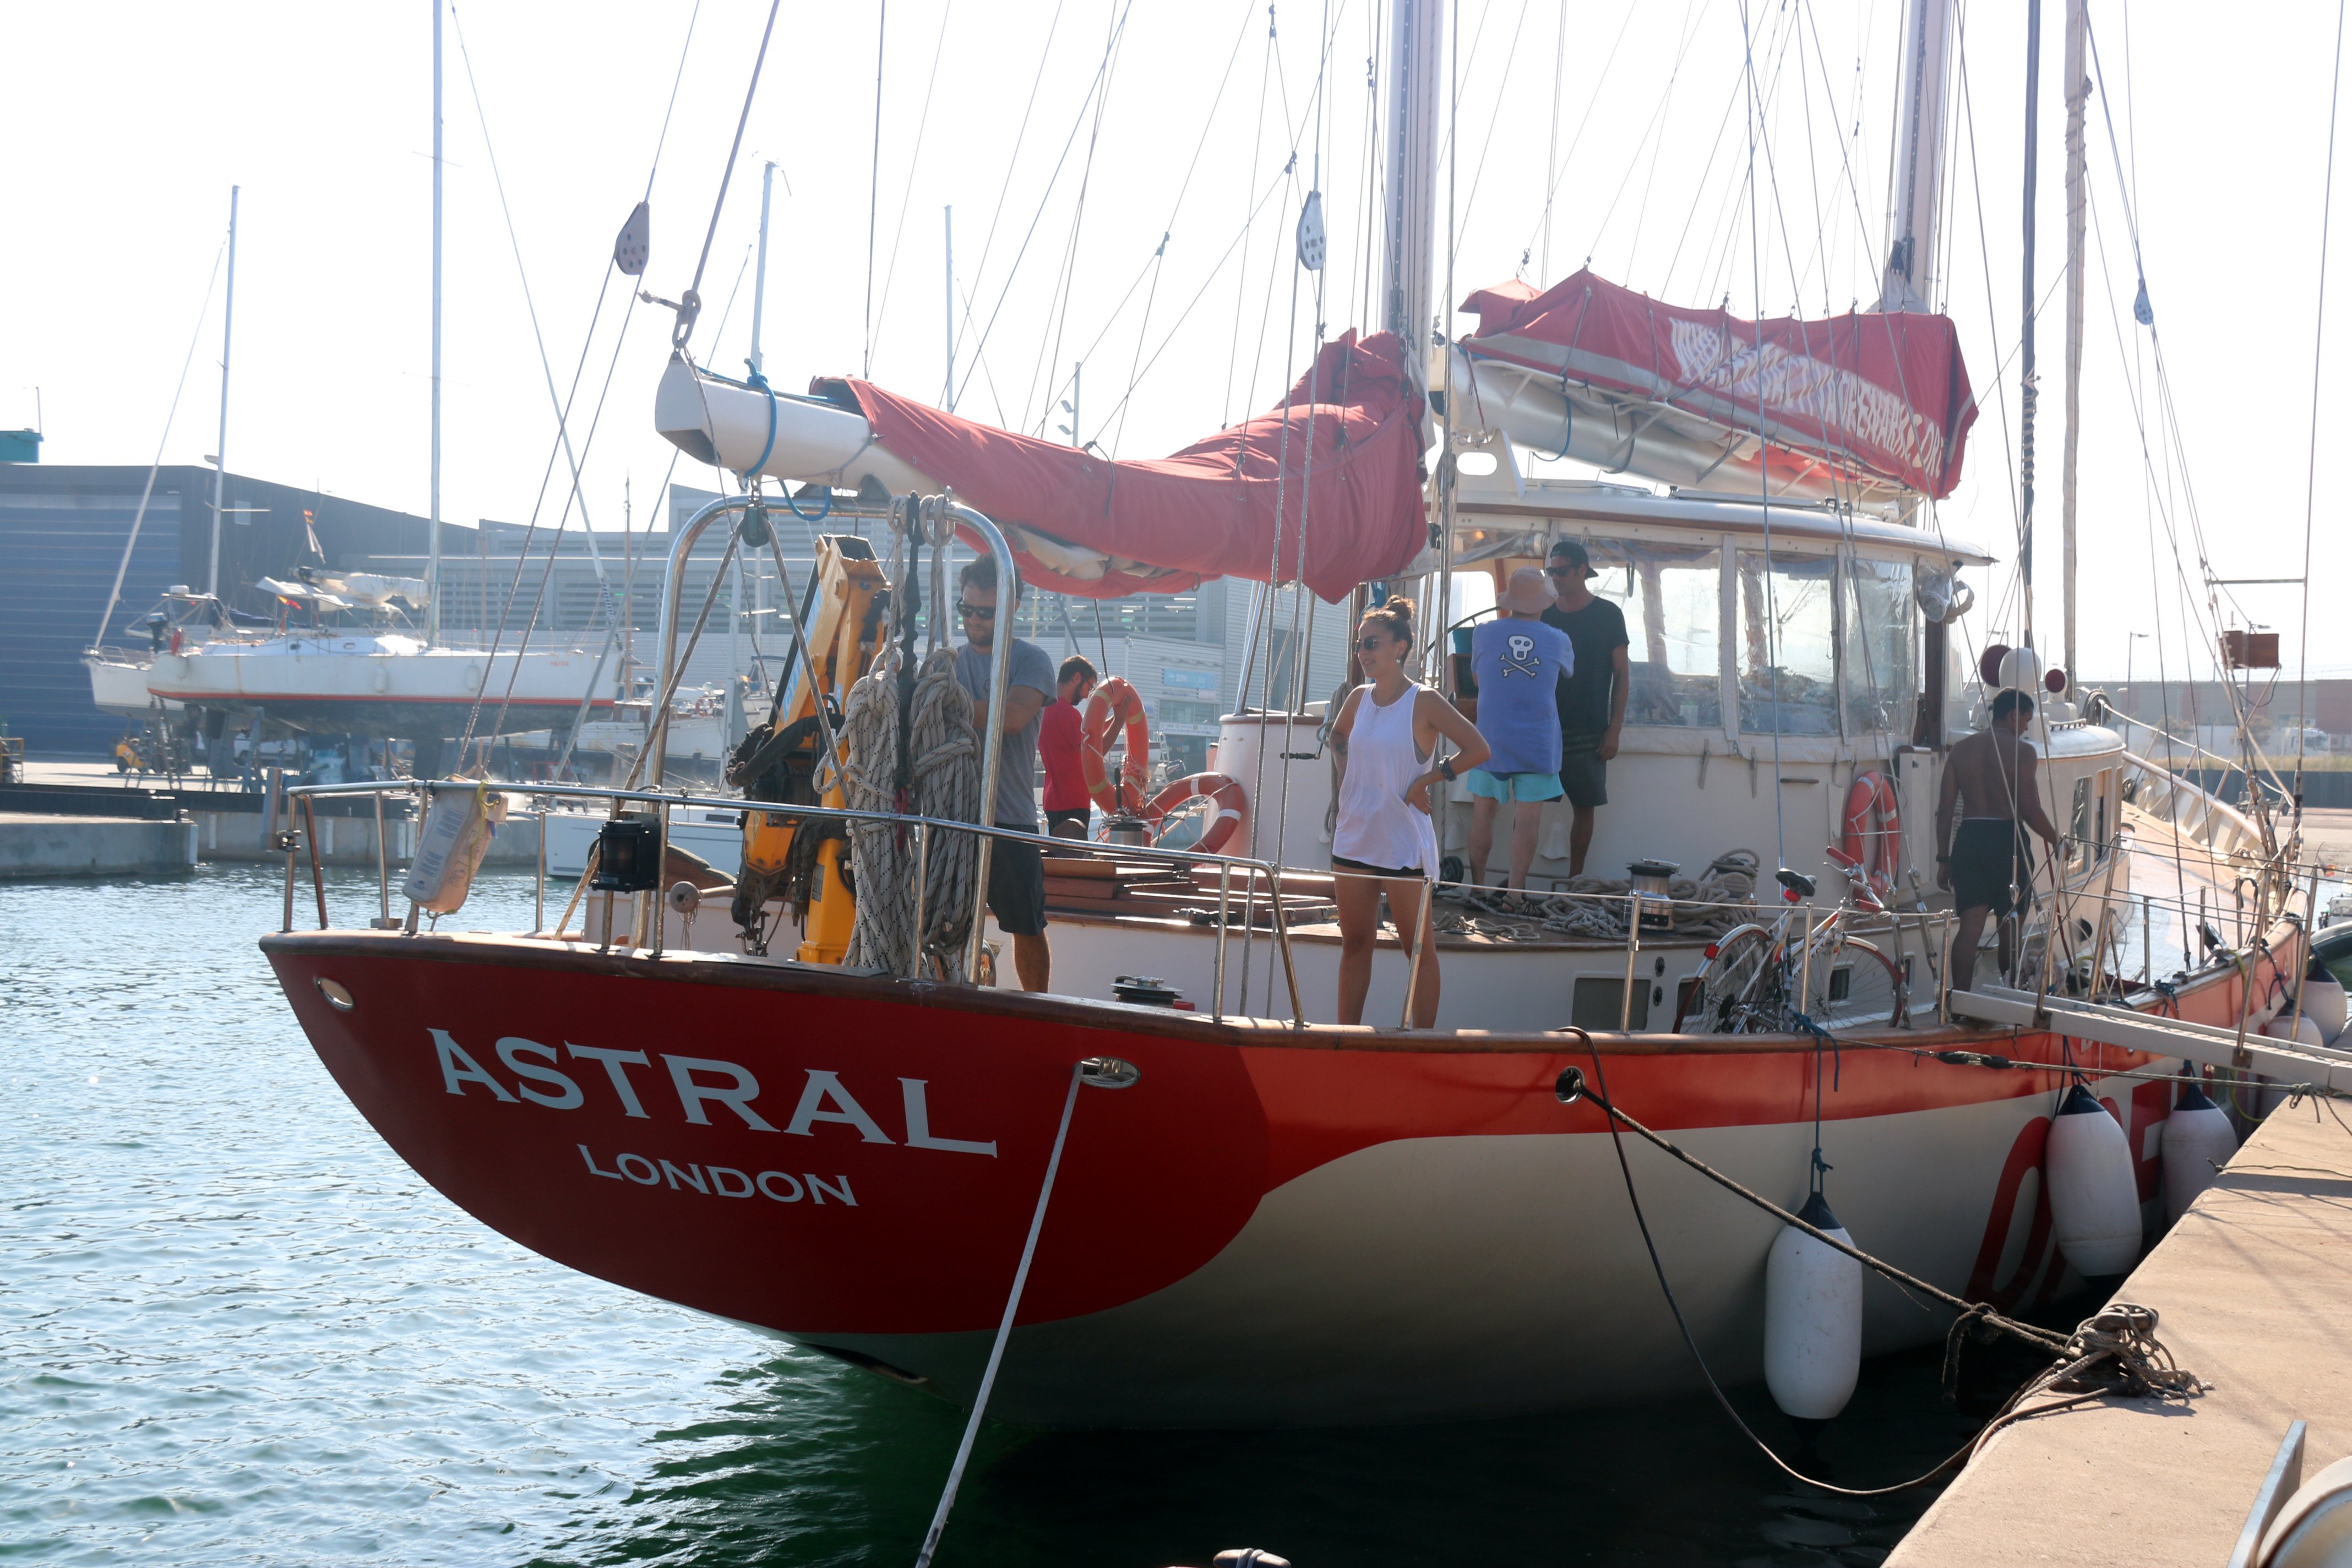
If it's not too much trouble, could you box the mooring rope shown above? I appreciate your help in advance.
[1560,1042,2201,1496]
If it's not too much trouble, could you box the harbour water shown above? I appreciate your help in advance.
[6,865,1992,1566]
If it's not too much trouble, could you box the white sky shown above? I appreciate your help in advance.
[7,0,2349,690]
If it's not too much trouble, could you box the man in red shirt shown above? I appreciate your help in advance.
[1039,655,1098,840]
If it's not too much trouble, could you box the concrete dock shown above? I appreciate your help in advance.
[0,811,197,877]
[1890,1098,2352,1566]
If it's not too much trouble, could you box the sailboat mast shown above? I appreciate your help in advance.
[1876,0,1953,312]
[1380,0,1442,361]
[208,185,239,601]
[428,0,444,646]
[2019,0,2042,651]
[2060,0,2088,691]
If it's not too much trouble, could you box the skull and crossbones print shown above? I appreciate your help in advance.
[1498,631,1542,678]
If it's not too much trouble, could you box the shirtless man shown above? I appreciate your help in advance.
[1935,688,2064,992]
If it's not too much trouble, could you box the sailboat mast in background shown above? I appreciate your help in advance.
[427,0,444,646]
[1877,0,1953,313]
[208,186,239,600]
[2019,0,2042,654]
[2060,0,2089,692]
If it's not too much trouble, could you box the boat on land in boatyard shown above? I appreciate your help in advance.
[263,0,2335,1430]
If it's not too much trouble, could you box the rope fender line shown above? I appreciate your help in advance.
[1556,1041,2204,1496]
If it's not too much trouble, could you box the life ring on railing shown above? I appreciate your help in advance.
[1081,676,1151,814]
[1140,772,1249,854]
[1839,769,1902,894]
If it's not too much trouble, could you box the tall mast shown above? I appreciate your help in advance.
[428,0,444,645]
[1380,0,1443,361]
[208,185,239,600]
[1876,0,1954,312]
[2060,0,2088,690]
[751,161,778,377]
[2019,0,2043,650]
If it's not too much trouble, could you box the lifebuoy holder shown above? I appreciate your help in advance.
[1136,772,1249,856]
[1838,769,1902,896]
[1081,676,1152,815]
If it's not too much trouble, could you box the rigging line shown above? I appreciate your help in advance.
[949,0,1070,382]
[448,3,627,742]
[1589,0,1713,274]
[871,0,956,363]
[2293,0,2347,797]
[1027,0,1135,439]
[952,0,1135,411]
[1797,0,1881,303]
[1111,0,1261,456]
[863,1,888,379]
[1520,0,1641,273]
[1955,25,2021,536]
[1738,0,1786,875]
[1223,1,1282,429]
[95,237,224,647]
[1447,0,1532,273]
[1649,0,1757,296]
[1691,2,1807,312]
[1535,0,1568,282]
[1663,0,1799,296]
[1353,0,1384,335]
[686,0,781,322]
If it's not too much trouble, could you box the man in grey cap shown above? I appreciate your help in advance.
[1540,537,1630,875]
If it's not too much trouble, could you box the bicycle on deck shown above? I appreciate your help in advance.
[1673,846,1911,1033]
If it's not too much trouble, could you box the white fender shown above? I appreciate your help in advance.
[1764,1192,1863,1423]
[2260,1454,2352,1567]
[2045,1085,2143,1278]
[2158,1077,2237,1223]
[2263,1011,2328,1049]
[2302,970,2349,1044]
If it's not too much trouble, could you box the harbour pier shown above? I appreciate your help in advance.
[1889,1098,2352,1566]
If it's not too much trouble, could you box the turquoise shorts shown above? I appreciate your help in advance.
[1466,767,1564,803]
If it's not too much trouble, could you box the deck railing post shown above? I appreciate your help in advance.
[1212,860,1232,1022]
[1618,891,1645,1032]
[1267,863,1305,1026]
[935,499,1019,986]
[912,821,932,977]
[374,790,391,927]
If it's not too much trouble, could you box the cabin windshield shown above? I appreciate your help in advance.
[1738,551,1838,736]
[1585,538,1723,728]
[1844,556,1916,733]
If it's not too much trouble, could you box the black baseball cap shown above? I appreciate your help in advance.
[1547,538,1591,569]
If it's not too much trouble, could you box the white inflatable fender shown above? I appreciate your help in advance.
[2045,1084,2143,1278]
[1764,1191,1864,1423]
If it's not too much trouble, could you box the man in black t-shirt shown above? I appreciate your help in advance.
[1539,538,1630,875]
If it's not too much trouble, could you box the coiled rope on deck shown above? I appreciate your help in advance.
[1436,849,1761,941]
[839,646,983,979]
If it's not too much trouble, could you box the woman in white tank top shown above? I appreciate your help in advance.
[1329,597,1489,1027]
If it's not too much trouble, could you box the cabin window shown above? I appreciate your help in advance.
[1583,538,1724,728]
[2067,777,2094,874]
[1842,556,1916,732]
[1738,552,1839,736]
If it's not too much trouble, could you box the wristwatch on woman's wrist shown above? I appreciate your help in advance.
[1437,758,1457,782]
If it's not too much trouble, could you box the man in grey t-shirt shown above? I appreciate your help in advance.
[952,556,1058,992]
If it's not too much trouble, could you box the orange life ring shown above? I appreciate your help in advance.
[1081,676,1151,814]
[1839,769,1902,895]
[1140,772,1249,854]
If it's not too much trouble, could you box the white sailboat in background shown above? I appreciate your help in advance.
[95,13,619,775]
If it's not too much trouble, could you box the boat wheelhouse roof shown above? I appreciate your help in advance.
[1447,473,1994,567]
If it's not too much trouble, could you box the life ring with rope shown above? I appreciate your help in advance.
[1839,769,1902,895]
[1137,772,1249,855]
[1081,676,1151,815]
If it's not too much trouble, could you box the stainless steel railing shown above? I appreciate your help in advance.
[279,776,1308,1027]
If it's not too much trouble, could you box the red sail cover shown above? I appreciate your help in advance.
[1458,270,1978,499]
[826,329,1427,601]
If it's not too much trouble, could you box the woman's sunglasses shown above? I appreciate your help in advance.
[1357,635,1392,651]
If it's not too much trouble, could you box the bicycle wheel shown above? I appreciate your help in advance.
[1799,932,1909,1027]
[1678,923,1780,1033]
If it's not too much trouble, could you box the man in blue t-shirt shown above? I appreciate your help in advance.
[1466,567,1574,889]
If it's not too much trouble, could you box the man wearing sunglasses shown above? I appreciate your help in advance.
[952,557,1060,991]
[1539,538,1630,876]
